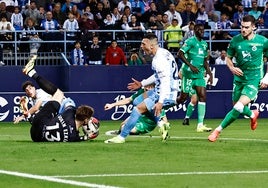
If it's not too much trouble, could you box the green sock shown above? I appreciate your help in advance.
[220,108,240,129]
[197,102,206,125]
[185,102,195,118]
[242,105,252,117]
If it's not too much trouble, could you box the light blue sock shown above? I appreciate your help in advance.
[120,107,141,138]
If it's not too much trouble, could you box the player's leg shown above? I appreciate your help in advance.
[104,101,148,143]
[209,82,259,142]
[22,55,58,96]
[183,93,197,126]
[194,79,212,132]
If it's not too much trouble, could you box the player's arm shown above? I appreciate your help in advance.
[178,50,198,73]
[104,97,133,110]
[260,56,268,88]
[226,56,243,76]
[14,100,43,124]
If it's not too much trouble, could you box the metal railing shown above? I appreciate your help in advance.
[1,28,267,66]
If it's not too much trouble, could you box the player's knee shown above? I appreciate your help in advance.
[233,101,244,113]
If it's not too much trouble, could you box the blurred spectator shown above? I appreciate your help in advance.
[93,2,109,26]
[232,3,248,29]
[176,0,197,14]
[212,13,233,40]
[0,13,15,50]
[61,0,74,16]
[215,50,227,65]
[257,0,267,12]
[83,5,94,20]
[130,0,143,18]
[62,12,79,49]
[121,6,132,21]
[164,18,183,53]
[103,0,111,10]
[248,1,262,20]
[215,0,240,19]
[111,7,121,23]
[86,0,98,12]
[105,40,127,65]
[38,6,46,24]
[195,4,208,25]
[118,0,131,14]
[242,0,253,12]
[198,0,217,20]
[70,4,82,20]
[127,14,145,48]
[40,11,62,51]
[161,13,170,29]
[0,2,11,21]
[78,12,99,50]
[180,3,197,27]
[70,0,86,11]
[117,14,130,39]
[156,0,173,14]
[141,2,159,23]
[181,21,195,43]
[71,40,87,65]
[23,1,42,26]
[101,13,117,41]
[52,2,67,28]
[164,3,182,27]
[87,35,103,65]
[20,17,40,52]
[11,6,23,31]
[128,52,143,65]
[139,0,152,15]
[144,15,163,30]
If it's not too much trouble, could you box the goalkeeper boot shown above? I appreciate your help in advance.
[23,55,37,75]
[196,124,212,132]
[104,136,125,144]
[158,120,170,141]
[250,110,259,130]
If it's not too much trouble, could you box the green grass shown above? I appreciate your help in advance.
[1,118,268,188]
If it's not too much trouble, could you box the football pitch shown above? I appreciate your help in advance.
[1,118,268,188]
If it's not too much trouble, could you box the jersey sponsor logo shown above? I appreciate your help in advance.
[0,97,9,121]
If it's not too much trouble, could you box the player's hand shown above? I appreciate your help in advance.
[260,82,267,89]
[230,67,243,76]
[13,115,24,124]
[207,73,213,86]
[104,103,113,110]
[127,78,142,91]
[153,102,163,117]
[189,65,199,73]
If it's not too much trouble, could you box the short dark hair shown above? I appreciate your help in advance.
[143,33,158,41]
[242,15,256,25]
[22,81,35,91]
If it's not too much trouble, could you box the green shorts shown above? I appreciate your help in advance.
[232,80,259,102]
[135,110,166,134]
[181,77,196,96]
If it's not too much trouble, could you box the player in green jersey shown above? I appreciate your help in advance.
[177,23,213,132]
[104,86,168,135]
[208,15,268,142]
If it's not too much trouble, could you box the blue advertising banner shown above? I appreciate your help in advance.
[1,65,268,122]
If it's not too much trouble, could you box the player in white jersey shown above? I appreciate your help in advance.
[14,81,52,124]
[105,33,179,144]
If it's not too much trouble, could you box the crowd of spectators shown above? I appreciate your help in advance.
[0,0,268,65]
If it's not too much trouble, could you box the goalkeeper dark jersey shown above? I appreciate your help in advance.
[30,101,81,142]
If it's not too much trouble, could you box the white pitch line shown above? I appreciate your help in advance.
[52,170,268,178]
[0,170,121,188]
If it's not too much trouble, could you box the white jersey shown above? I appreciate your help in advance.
[32,89,52,106]
[146,47,179,103]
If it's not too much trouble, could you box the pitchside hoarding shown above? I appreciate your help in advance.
[1,65,268,122]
